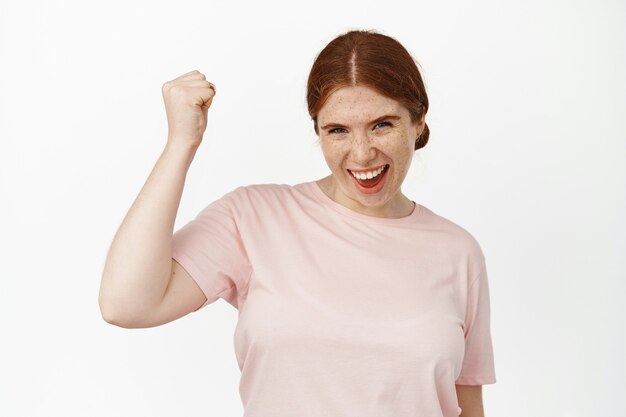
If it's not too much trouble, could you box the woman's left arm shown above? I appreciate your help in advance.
[455,385,485,417]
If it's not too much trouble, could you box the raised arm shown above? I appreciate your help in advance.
[98,70,216,328]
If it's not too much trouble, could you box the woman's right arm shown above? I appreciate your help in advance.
[98,70,216,328]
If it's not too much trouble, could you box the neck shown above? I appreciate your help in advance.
[316,175,414,219]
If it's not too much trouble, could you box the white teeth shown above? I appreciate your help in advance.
[350,165,386,180]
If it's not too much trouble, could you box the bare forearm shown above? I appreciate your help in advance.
[456,384,485,417]
[99,140,198,323]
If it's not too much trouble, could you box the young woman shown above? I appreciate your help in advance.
[100,29,496,417]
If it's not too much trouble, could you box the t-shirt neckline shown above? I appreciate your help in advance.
[306,180,423,226]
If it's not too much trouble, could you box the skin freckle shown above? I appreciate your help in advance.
[316,85,422,218]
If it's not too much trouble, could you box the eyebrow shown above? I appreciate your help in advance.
[320,114,402,130]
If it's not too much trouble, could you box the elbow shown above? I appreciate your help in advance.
[98,283,157,329]
[99,305,138,329]
[98,280,132,328]
[98,292,130,328]
[99,299,124,327]
[98,297,154,329]
[99,278,120,325]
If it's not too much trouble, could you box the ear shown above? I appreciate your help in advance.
[414,112,426,138]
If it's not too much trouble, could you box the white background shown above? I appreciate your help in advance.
[1,0,624,416]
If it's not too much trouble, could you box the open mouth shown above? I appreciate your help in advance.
[348,164,389,189]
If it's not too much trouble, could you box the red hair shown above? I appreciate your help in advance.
[306,29,430,150]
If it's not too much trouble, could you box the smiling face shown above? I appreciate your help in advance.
[316,85,426,218]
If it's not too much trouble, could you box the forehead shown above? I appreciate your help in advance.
[318,85,405,123]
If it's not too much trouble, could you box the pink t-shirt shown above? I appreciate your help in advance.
[171,180,496,417]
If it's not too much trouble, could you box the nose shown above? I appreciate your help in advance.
[350,130,377,165]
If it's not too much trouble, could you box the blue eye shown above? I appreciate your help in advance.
[327,121,391,135]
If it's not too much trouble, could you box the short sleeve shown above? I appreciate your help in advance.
[455,264,497,385]
[171,187,252,312]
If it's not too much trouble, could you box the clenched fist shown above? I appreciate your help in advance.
[162,70,216,148]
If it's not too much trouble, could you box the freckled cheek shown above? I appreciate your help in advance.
[379,137,407,153]
[383,138,413,170]
[321,143,346,171]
